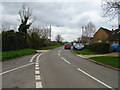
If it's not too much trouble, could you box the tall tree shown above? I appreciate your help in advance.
[18,4,35,33]
[101,0,120,29]
[55,34,63,43]
[83,22,96,43]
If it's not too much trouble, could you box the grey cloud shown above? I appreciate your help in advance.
[1,1,117,41]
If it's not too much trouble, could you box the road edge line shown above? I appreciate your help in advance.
[77,68,115,90]
[71,49,120,71]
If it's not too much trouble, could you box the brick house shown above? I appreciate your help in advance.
[107,29,120,43]
[92,27,112,43]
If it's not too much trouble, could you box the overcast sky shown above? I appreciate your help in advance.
[1,0,118,41]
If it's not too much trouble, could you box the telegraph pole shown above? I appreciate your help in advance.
[118,8,120,29]
[81,26,84,43]
[50,25,51,41]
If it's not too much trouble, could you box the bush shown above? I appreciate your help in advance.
[29,32,41,49]
[2,30,29,52]
[86,43,110,54]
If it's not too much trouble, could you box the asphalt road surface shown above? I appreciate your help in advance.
[1,47,119,89]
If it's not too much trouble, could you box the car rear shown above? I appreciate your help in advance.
[64,44,71,49]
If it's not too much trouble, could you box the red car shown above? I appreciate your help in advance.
[64,43,71,49]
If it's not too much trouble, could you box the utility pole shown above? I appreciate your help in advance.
[50,25,51,41]
[81,26,84,43]
[118,8,120,29]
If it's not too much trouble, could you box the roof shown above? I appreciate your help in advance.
[107,29,120,41]
[99,27,112,35]
[93,27,112,36]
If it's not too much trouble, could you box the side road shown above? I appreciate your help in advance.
[78,53,119,58]
[71,50,120,71]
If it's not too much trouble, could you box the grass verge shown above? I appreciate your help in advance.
[40,44,63,50]
[2,49,37,60]
[90,56,119,68]
[73,49,101,55]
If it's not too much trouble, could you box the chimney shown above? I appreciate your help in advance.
[112,29,114,32]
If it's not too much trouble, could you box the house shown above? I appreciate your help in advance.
[107,29,120,43]
[92,27,112,43]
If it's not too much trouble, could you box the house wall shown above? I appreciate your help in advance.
[92,28,109,43]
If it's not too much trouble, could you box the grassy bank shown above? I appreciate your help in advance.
[73,49,100,55]
[90,56,119,68]
[2,49,37,60]
[40,44,63,50]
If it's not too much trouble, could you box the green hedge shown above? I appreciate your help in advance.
[86,43,110,54]
[2,30,63,52]
[2,30,29,52]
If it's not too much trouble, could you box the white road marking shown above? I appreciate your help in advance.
[35,64,39,67]
[58,53,60,56]
[36,62,39,65]
[30,53,39,62]
[35,75,41,80]
[35,67,39,70]
[61,57,70,64]
[36,53,43,62]
[34,53,43,88]
[35,70,40,74]
[59,50,61,53]
[77,68,115,90]
[0,63,34,75]
[36,82,42,88]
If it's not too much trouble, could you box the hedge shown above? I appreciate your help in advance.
[2,30,29,52]
[86,43,110,54]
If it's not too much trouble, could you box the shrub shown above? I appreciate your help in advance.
[86,43,110,54]
[2,30,29,52]
[29,32,41,49]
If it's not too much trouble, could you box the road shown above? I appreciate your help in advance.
[1,47,119,89]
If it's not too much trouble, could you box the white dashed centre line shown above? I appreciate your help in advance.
[35,67,39,70]
[35,75,41,80]
[36,82,42,88]
[61,57,70,64]
[35,70,40,74]
[34,53,43,88]
[35,64,39,67]
[58,53,60,56]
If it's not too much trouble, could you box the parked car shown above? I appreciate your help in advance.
[64,43,72,49]
[111,43,120,52]
[73,43,84,50]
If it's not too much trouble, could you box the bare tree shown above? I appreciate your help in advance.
[101,0,120,28]
[18,4,35,33]
[55,34,63,43]
[28,26,51,39]
[82,22,96,43]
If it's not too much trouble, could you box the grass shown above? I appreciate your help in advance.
[2,49,37,60]
[90,56,119,68]
[73,49,101,55]
[40,44,63,50]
